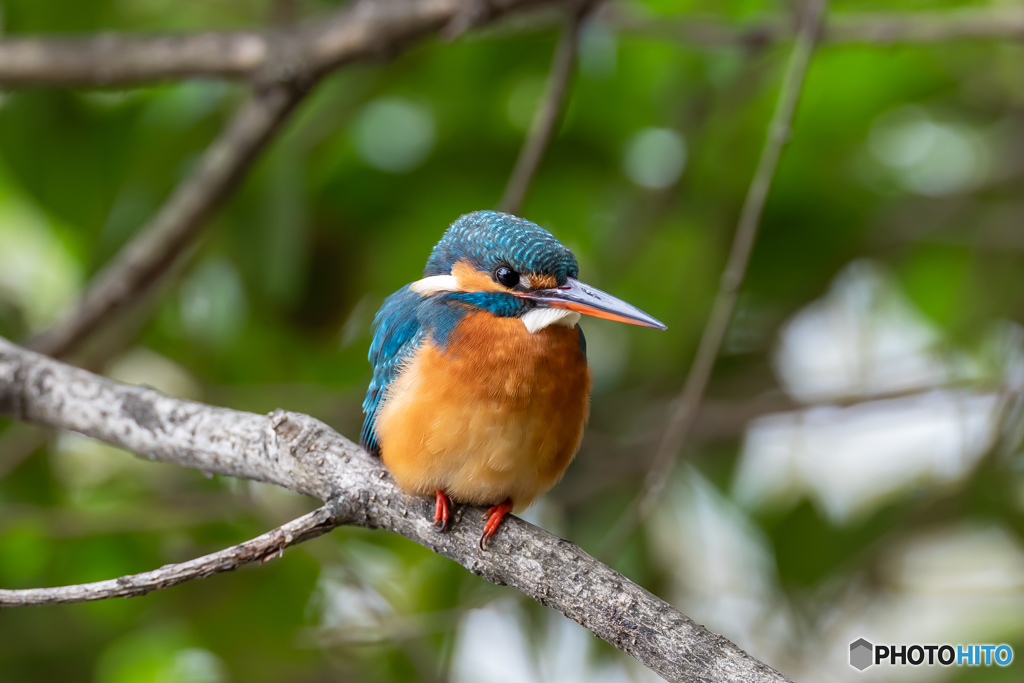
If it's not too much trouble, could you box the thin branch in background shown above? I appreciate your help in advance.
[21,0,576,362]
[3,2,1017,360]
[0,337,792,683]
[0,0,564,87]
[0,505,337,607]
[819,8,1024,44]
[600,0,829,560]
[499,2,588,214]
[603,5,1024,48]
[2,5,1023,88]
[306,607,464,646]
[27,82,308,360]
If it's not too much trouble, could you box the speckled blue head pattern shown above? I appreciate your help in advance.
[424,211,579,285]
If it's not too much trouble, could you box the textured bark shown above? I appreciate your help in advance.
[0,337,791,683]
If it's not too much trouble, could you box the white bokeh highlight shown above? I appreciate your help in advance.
[734,391,1000,522]
[736,260,1012,523]
[773,261,956,403]
[0,191,82,330]
[451,599,660,683]
[867,106,991,196]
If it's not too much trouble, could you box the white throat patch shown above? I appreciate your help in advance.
[411,273,582,334]
[521,308,582,334]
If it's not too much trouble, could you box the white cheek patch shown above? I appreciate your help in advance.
[410,275,458,295]
[521,308,582,334]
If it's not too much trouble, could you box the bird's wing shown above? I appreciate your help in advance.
[361,285,426,453]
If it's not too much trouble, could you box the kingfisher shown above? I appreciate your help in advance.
[361,211,665,549]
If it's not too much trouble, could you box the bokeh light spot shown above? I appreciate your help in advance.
[353,97,435,173]
[623,127,686,189]
[867,105,990,196]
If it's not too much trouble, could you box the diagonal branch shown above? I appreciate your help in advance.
[0,505,337,607]
[601,0,828,559]
[0,335,792,683]
[498,2,588,214]
[27,82,308,359]
[24,0,572,362]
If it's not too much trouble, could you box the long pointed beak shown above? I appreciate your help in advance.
[523,277,667,330]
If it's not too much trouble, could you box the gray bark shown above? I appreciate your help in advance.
[1,4,1022,89]
[0,0,556,87]
[0,337,792,683]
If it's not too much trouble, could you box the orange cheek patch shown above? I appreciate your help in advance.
[527,273,558,289]
[451,260,560,293]
[452,259,505,293]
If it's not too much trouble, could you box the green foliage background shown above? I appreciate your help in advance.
[2,0,1024,681]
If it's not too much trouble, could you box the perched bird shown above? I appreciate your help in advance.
[361,211,665,548]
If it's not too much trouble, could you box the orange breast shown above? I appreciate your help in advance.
[373,311,592,509]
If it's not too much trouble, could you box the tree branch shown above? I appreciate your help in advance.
[605,5,1024,47]
[26,82,307,359]
[0,336,792,683]
[0,505,336,607]
[23,0,570,362]
[601,0,828,559]
[498,2,587,214]
[0,0,560,87]
[1,4,1020,90]
[0,31,270,86]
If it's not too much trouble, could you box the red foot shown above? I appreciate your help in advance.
[480,499,514,550]
[433,489,451,532]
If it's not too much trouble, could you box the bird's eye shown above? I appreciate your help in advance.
[495,266,520,288]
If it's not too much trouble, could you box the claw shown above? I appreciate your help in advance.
[433,489,451,532]
[479,499,513,550]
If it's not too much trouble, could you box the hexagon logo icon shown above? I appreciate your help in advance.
[850,638,873,671]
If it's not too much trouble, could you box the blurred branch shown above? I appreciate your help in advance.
[601,0,828,559]
[0,336,792,683]
[604,5,1024,47]
[0,504,336,607]
[22,0,574,362]
[0,0,558,87]
[306,606,463,646]
[27,82,307,359]
[568,380,1007,505]
[0,30,271,86]
[499,2,588,214]
[3,4,1019,90]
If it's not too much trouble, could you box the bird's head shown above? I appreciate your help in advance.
[415,211,665,333]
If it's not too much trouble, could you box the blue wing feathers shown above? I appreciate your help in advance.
[361,286,425,453]
[360,284,534,453]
